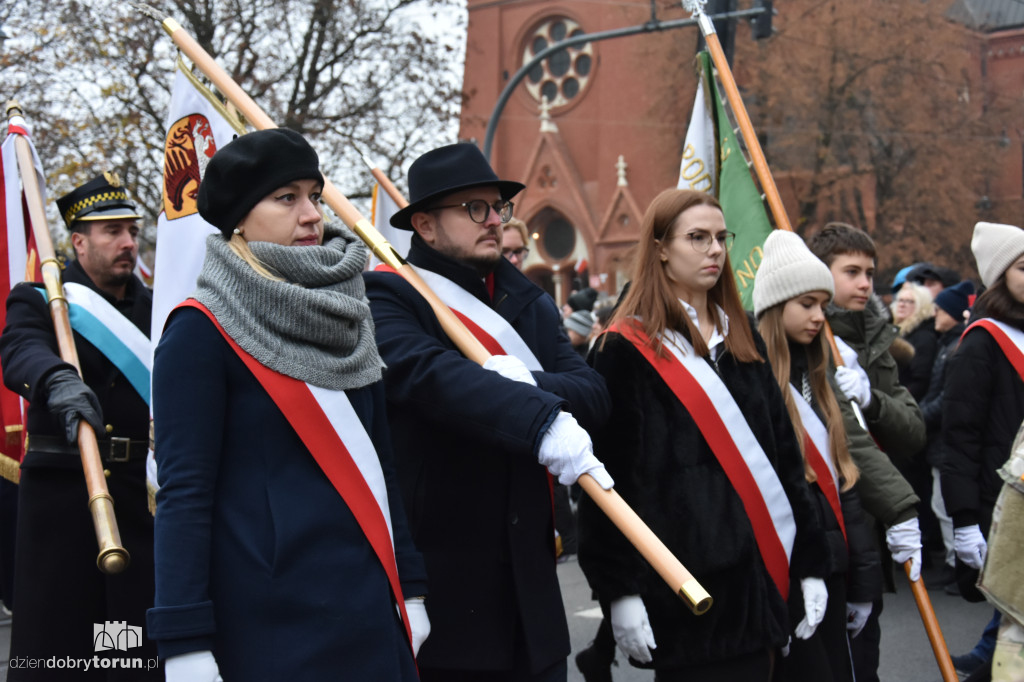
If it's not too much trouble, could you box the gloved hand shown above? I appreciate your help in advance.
[482,354,537,386]
[536,412,614,489]
[834,366,872,409]
[610,595,656,663]
[781,636,791,657]
[954,524,988,570]
[794,577,828,640]
[846,602,872,638]
[164,650,222,682]
[886,517,923,581]
[44,368,103,445]
[405,598,430,657]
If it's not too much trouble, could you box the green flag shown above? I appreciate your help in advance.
[686,51,774,310]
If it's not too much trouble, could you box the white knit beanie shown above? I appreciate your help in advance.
[972,221,1024,287]
[753,230,835,317]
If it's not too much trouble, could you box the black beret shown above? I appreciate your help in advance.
[197,128,323,238]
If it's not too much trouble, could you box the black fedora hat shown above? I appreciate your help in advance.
[390,143,524,230]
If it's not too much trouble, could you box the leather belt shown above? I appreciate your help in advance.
[27,434,148,463]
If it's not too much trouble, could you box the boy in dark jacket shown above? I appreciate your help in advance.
[808,223,927,682]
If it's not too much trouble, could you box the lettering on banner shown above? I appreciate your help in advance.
[679,144,713,193]
[734,245,765,292]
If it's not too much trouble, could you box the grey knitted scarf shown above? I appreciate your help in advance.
[193,222,383,391]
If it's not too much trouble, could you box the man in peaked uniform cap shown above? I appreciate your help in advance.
[0,173,158,680]
[364,143,613,680]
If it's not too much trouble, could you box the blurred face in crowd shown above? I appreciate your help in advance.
[893,290,917,323]
[658,204,727,304]
[782,291,830,345]
[934,308,959,333]
[829,252,875,311]
[501,226,528,271]
[1005,254,1024,305]
[918,278,945,299]
[72,218,140,297]
[238,179,324,247]
[412,186,505,276]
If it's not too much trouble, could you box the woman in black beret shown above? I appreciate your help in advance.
[147,129,428,681]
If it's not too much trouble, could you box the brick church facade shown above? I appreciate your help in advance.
[457,0,1024,303]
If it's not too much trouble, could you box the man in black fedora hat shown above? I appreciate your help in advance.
[364,143,612,680]
[0,173,159,679]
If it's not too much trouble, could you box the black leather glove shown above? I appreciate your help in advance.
[44,369,104,444]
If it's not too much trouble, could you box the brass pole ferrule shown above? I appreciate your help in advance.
[351,218,406,269]
[679,578,713,615]
[89,492,130,574]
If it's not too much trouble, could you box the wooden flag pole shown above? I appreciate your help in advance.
[681,2,955,677]
[5,101,129,575]
[134,4,712,615]
[359,153,409,209]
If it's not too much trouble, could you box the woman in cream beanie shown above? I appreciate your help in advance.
[754,229,883,682]
[940,221,1024,670]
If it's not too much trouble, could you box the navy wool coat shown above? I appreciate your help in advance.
[147,307,426,681]
[363,235,610,673]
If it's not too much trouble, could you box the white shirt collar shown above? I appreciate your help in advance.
[679,298,730,355]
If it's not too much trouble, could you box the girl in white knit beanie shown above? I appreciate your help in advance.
[754,230,885,682]
[938,222,1024,676]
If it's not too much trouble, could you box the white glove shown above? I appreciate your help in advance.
[954,524,988,570]
[834,365,872,409]
[794,577,828,640]
[537,412,614,489]
[886,517,923,581]
[610,595,657,663]
[846,602,872,638]
[482,354,537,386]
[164,650,222,682]
[781,636,791,657]
[405,598,430,657]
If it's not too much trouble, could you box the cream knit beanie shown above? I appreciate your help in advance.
[753,230,835,317]
[972,222,1024,287]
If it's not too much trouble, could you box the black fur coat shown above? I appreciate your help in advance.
[579,330,827,669]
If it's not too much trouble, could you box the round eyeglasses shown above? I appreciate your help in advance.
[430,199,514,224]
[681,230,736,253]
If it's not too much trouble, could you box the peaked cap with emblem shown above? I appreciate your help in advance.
[56,172,141,229]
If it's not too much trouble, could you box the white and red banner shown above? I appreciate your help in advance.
[151,60,246,347]
[0,114,44,477]
[148,60,246,495]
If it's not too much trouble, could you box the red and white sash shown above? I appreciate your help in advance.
[965,319,1024,383]
[788,385,846,542]
[375,263,542,370]
[180,300,413,647]
[610,321,796,599]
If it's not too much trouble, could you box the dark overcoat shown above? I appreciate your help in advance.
[0,260,157,680]
[147,307,425,681]
[363,235,610,673]
[941,317,1024,533]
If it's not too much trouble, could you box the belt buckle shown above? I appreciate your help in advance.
[109,437,131,463]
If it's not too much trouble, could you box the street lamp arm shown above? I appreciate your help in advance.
[482,7,764,161]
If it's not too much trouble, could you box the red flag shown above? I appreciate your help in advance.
[0,113,45,480]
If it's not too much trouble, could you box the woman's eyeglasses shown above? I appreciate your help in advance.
[680,230,736,253]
